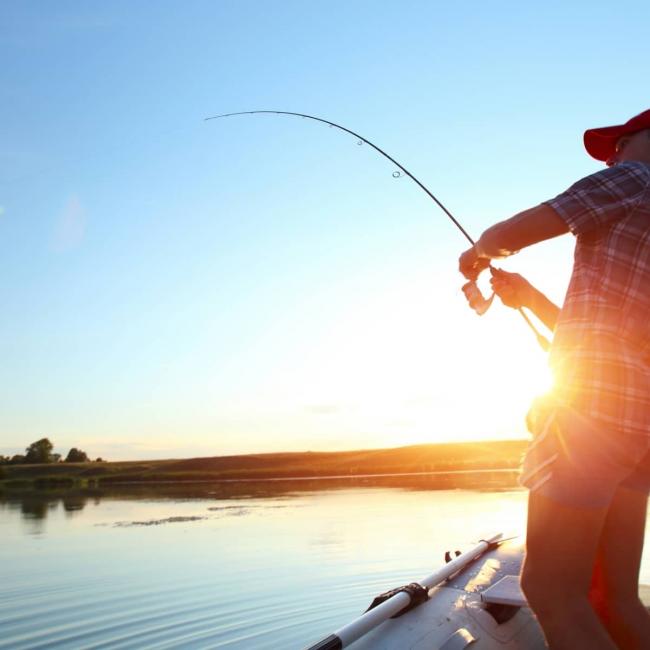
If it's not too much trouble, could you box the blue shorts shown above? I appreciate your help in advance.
[519,403,650,509]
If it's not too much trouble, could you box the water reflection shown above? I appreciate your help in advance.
[0,480,533,649]
[63,495,89,513]
[0,469,520,524]
[2,492,93,519]
[1,477,647,649]
[0,491,95,535]
[20,498,55,519]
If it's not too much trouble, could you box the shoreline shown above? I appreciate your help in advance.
[0,439,527,490]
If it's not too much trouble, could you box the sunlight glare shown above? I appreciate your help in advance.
[244,267,555,449]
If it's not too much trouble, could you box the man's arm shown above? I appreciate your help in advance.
[459,204,569,280]
[477,204,570,256]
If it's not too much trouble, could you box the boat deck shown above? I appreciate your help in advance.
[344,540,650,649]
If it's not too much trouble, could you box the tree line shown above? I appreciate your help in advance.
[0,438,104,465]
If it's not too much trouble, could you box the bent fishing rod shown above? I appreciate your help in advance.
[205,110,550,351]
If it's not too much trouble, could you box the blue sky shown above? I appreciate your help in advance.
[2,1,649,460]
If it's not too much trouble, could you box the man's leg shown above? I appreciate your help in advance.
[521,490,617,649]
[589,486,650,650]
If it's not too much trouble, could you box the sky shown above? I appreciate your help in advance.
[1,1,649,460]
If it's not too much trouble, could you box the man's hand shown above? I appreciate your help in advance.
[459,246,490,281]
[489,268,535,309]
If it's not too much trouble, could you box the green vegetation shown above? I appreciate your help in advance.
[65,448,89,463]
[0,439,528,490]
[25,438,57,464]
[1,438,92,467]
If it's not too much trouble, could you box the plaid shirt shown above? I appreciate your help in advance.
[544,161,650,437]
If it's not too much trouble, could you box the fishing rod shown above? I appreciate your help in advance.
[205,110,550,351]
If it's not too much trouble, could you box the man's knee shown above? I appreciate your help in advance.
[521,560,580,614]
[521,562,552,612]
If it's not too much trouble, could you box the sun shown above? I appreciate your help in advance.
[264,271,556,449]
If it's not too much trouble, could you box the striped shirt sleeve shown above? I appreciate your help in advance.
[544,162,650,236]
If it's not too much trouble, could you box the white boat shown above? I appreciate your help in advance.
[305,526,650,650]
[305,534,547,649]
[305,534,650,649]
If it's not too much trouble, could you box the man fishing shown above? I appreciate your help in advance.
[459,109,650,649]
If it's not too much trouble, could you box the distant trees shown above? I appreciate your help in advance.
[0,454,25,465]
[0,439,100,466]
[25,438,55,464]
[65,448,89,463]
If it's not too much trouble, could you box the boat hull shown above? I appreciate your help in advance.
[351,539,547,649]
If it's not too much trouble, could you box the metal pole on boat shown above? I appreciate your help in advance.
[305,533,503,650]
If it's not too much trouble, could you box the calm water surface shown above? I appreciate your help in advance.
[2,479,649,649]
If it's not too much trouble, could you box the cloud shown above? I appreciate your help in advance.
[52,195,86,251]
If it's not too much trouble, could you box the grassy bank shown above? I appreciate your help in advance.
[0,439,528,489]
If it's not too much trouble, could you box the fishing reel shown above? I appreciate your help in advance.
[461,279,494,316]
[461,268,550,352]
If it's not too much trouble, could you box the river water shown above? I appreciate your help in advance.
[2,477,649,649]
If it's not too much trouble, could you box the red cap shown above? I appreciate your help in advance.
[584,109,650,162]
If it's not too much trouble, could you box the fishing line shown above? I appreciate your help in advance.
[205,110,550,351]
